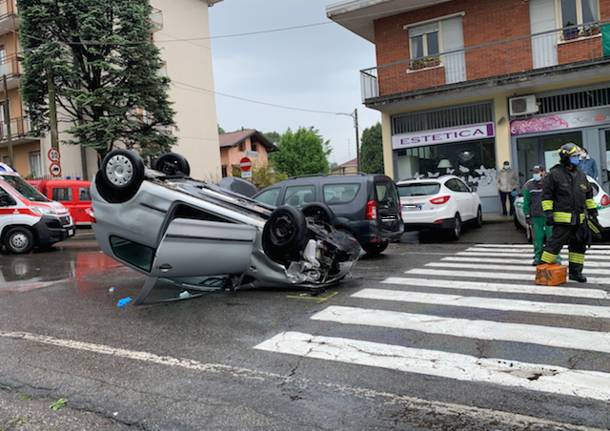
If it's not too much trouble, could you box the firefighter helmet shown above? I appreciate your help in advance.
[558,143,583,166]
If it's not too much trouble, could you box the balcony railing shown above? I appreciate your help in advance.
[0,53,21,78]
[0,116,32,141]
[360,21,610,101]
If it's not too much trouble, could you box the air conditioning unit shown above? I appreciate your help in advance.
[510,95,539,116]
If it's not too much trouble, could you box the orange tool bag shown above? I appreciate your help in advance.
[535,264,568,286]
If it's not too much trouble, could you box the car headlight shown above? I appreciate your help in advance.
[31,207,53,216]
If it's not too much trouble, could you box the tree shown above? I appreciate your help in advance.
[270,127,330,177]
[218,124,226,134]
[360,123,384,174]
[264,131,280,145]
[19,0,176,159]
[251,165,288,189]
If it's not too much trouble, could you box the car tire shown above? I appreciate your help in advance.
[154,152,191,177]
[448,214,462,241]
[96,150,145,204]
[262,206,308,263]
[363,240,389,256]
[4,227,34,254]
[474,206,483,228]
[301,203,336,226]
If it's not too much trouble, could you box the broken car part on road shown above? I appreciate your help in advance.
[91,150,362,305]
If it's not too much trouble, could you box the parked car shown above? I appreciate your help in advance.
[92,151,362,305]
[396,175,483,240]
[514,175,610,239]
[0,163,75,254]
[253,174,404,255]
[29,179,93,226]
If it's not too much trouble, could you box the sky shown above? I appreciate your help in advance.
[208,0,381,164]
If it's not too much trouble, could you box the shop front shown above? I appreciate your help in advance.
[511,107,610,192]
[392,122,500,213]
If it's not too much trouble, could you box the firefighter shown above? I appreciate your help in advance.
[540,143,598,283]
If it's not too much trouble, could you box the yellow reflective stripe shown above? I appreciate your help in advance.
[586,199,597,209]
[541,251,558,263]
[542,200,554,211]
[569,252,585,264]
[588,220,601,234]
[580,213,586,223]
[553,212,572,223]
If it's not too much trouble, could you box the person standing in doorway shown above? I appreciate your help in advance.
[579,149,598,180]
[523,166,556,266]
[497,161,518,216]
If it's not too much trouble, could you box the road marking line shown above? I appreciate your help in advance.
[286,291,339,303]
[458,251,609,261]
[474,244,610,250]
[255,331,610,402]
[467,247,610,255]
[311,306,610,354]
[428,262,610,276]
[0,332,601,431]
[406,268,610,285]
[381,277,610,299]
[444,256,610,268]
[353,289,610,318]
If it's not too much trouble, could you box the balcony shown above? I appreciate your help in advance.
[150,8,163,32]
[0,54,21,88]
[360,22,609,104]
[0,116,36,145]
[0,0,17,35]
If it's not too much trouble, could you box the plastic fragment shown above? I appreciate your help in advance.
[117,297,133,308]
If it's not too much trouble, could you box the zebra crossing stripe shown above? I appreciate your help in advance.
[311,306,610,354]
[381,277,610,299]
[467,247,610,255]
[458,251,609,261]
[428,262,610,275]
[352,289,610,319]
[475,244,610,250]
[443,256,610,268]
[406,268,610,285]
[254,331,610,402]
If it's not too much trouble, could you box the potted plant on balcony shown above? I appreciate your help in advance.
[580,23,599,37]
[563,22,579,40]
[410,56,441,71]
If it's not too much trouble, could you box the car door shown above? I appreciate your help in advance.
[375,180,402,234]
[150,218,257,278]
[456,178,477,220]
[445,179,470,219]
[0,185,18,235]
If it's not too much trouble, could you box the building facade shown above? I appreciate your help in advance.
[219,129,276,177]
[0,0,222,181]
[328,0,610,213]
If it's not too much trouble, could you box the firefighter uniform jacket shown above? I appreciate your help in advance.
[542,164,596,225]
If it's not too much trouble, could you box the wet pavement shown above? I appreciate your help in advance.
[1,222,610,430]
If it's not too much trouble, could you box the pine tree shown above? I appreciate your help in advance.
[18,0,176,159]
[360,123,384,174]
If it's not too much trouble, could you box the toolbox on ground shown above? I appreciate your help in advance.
[535,264,568,286]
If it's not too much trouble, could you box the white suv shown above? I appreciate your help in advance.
[396,175,483,240]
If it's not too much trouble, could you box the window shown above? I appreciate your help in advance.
[323,183,360,204]
[0,174,48,202]
[221,165,227,177]
[52,187,72,202]
[239,142,245,152]
[110,236,155,272]
[79,187,91,202]
[409,22,440,60]
[251,142,258,152]
[28,151,42,178]
[445,179,461,193]
[255,188,280,206]
[283,185,315,207]
[558,0,599,39]
[398,183,441,197]
[375,182,399,207]
[0,186,16,207]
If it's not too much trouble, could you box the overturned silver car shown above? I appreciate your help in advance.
[92,150,362,304]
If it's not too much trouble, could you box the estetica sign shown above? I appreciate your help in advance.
[392,123,495,150]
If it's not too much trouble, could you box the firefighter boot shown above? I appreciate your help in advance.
[569,253,587,283]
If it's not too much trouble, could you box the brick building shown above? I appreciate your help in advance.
[328,0,610,213]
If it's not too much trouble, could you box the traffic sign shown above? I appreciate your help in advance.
[49,162,62,177]
[241,170,252,179]
[48,148,61,162]
[239,157,253,172]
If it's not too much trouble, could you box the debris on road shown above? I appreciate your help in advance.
[50,398,67,411]
[116,297,133,308]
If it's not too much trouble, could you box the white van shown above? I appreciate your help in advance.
[0,163,74,254]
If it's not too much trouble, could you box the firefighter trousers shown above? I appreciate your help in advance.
[541,223,587,274]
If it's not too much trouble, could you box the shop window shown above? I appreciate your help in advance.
[558,0,599,40]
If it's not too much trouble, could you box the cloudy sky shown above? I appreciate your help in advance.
[208,0,380,164]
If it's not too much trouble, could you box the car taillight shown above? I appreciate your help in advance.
[430,195,451,205]
[601,194,610,207]
[366,200,378,220]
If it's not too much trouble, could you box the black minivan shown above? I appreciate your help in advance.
[253,174,404,255]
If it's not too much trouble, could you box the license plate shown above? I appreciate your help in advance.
[68,228,75,237]
[403,204,422,211]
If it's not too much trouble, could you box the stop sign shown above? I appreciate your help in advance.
[239,157,253,172]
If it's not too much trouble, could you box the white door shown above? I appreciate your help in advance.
[530,0,558,68]
[441,16,466,83]
[151,218,256,278]
[446,179,471,219]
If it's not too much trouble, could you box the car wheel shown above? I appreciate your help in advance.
[448,214,462,240]
[4,227,34,254]
[301,203,336,226]
[96,150,145,203]
[154,152,191,177]
[474,206,483,228]
[363,240,389,256]
[262,206,308,264]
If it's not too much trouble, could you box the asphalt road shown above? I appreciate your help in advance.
[1,223,610,430]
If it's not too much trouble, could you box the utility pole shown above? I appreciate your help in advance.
[354,108,360,172]
[3,74,13,167]
[47,68,59,150]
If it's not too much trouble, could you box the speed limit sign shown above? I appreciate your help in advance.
[49,162,62,178]
[48,148,61,162]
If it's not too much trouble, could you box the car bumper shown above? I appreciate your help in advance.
[405,217,456,231]
[33,216,75,247]
[348,220,404,245]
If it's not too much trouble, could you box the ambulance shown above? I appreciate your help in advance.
[0,163,75,254]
